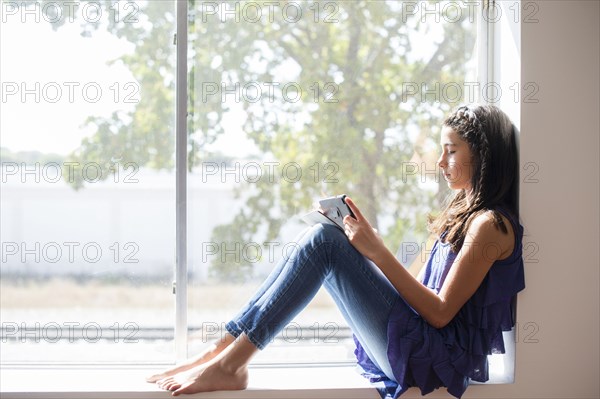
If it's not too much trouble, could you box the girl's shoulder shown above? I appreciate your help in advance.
[468,209,516,261]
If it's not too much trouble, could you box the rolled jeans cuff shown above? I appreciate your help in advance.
[225,320,267,350]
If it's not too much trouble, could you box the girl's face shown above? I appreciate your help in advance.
[437,126,475,192]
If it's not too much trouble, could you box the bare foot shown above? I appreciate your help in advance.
[146,334,236,383]
[157,360,248,395]
[156,333,258,396]
[147,363,195,384]
[155,369,196,391]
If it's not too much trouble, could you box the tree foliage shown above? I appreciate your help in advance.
[35,0,476,281]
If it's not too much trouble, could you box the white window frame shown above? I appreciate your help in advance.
[174,0,189,363]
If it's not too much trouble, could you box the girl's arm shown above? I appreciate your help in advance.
[411,235,436,280]
[343,197,513,329]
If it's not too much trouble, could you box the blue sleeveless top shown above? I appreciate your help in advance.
[354,207,526,398]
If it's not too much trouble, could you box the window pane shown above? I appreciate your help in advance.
[1,0,176,364]
[186,0,478,363]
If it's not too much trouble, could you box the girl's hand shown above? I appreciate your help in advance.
[343,197,387,263]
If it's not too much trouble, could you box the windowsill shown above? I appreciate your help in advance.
[0,330,515,398]
[0,364,381,399]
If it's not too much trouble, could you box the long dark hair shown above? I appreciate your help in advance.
[428,104,519,253]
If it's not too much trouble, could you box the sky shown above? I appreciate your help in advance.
[0,4,257,158]
[0,12,139,155]
[0,0,453,158]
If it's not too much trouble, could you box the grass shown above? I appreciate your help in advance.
[0,277,337,310]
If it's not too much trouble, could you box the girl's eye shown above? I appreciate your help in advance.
[448,151,456,155]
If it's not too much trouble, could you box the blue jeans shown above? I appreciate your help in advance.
[225,223,399,380]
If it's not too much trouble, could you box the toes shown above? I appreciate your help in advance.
[157,377,174,390]
[168,383,182,391]
[160,379,180,391]
[146,374,162,383]
[173,381,193,396]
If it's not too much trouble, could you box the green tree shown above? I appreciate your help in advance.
[186,1,475,280]
[31,0,476,281]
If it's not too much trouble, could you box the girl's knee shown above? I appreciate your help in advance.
[286,224,345,262]
[306,223,345,244]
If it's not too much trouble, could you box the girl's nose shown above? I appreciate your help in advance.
[436,153,446,169]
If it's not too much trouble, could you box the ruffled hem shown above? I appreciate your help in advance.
[355,295,517,399]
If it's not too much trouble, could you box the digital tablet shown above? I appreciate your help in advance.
[301,194,355,230]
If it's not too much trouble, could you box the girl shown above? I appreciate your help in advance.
[147,104,525,398]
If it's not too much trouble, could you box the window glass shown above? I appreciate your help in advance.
[1,0,176,364]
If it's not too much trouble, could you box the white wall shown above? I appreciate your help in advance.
[515,1,599,397]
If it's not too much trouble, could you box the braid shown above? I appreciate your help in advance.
[428,105,513,252]
[465,108,489,207]
[465,109,508,235]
